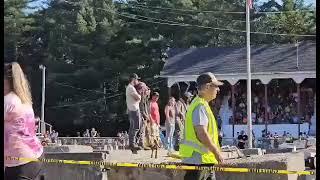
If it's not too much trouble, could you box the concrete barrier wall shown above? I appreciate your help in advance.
[107,152,305,180]
[38,152,305,180]
[37,153,107,180]
[44,145,94,153]
[216,152,305,180]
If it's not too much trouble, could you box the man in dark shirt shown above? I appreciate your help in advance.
[174,92,193,151]
[237,130,248,149]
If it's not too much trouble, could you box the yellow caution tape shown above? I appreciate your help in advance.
[5,156,314,175]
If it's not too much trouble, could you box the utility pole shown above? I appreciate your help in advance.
[246,0,253,148]
[295,41,299,69]
[14,22,18,62]
[103,82,107,111]
[39,65,46,135]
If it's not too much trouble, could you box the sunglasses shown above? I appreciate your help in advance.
[207,83,219,88]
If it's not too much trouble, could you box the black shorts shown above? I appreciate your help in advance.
[5,160,42,180]
[238,142,245,149]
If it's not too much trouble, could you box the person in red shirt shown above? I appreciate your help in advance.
[150,92,161,142]
[150,92,160,126]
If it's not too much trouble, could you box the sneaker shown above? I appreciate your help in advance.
[129,145,141,150]
[143,146,151,150]
[131,148,138,154]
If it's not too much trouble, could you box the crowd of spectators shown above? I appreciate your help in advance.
[76,128,100,137]
[212,81,314,125]
[41,130,59,146]
[117,131,129,147]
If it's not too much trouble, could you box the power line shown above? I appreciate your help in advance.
[121,12,186,24]
[6,3,314,38]
[116,12,316,37]
[126,5,261,23]
[54,82,105,94]
[47,98,104,109]
[127,4,313,24]
[131,4,243,14]
[252,10,316,14]
[107,9,247,32]
[131,3,315,14]
[104,93,124,100]
[48,61,91,67]
[148,79,165,87]
[48,77,164,109]
[47,93,124,109]
[95,7,315,36]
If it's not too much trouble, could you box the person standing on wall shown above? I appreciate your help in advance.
[179,72,224,180]
[126,73,142,153]
[91,128,97,137]
[174,92,193,151]
[150,92,161,145]
[4,62,44,180]
[165,97,176,154]
[135,81,151,150]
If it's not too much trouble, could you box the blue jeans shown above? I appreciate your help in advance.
[165,122,175,151]
[160,131,166,147]
[128,110,141,147]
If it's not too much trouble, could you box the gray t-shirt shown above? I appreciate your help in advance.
[182,105,212,164]
[192,105,209,126]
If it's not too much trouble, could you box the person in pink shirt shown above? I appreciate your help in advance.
[4,62,43,180]
[150,92,160,141]
[150,92,160,126]
[165,97,176,153]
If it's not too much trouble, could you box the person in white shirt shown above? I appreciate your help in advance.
[126,73,142,152]
[252,112,257,124]
[83,129,90,137]
[258,115,263,124]
[50,130,58,143]
[90,128,97,137]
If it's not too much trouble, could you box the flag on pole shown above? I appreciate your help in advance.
[247,0,253,9]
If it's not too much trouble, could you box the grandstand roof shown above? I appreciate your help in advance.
[159,41,316,86]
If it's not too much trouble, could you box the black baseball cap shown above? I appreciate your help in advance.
[129,73,140,80]
[196,72,223,87]
[152,92,159,96]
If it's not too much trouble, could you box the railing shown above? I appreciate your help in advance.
[221,137,237,146]
[221,137,290,149]
[37,120,53,134]
[57,137,128,151]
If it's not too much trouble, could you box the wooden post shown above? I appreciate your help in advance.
[231,85,235,137]
[264,84,268,134]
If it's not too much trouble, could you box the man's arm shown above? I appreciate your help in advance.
[194,126,224,163]
[156,105,160,125]
[128,85,141,101]
[192,105,224,163]
[131,91,141,101]
[164,106,170,120]
[176,102,184,117]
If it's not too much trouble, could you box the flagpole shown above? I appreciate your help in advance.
[246,0,253,148]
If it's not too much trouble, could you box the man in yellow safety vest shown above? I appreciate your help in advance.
[179,72,224,180]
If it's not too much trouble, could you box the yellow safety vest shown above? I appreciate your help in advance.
[179,96,220,164]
